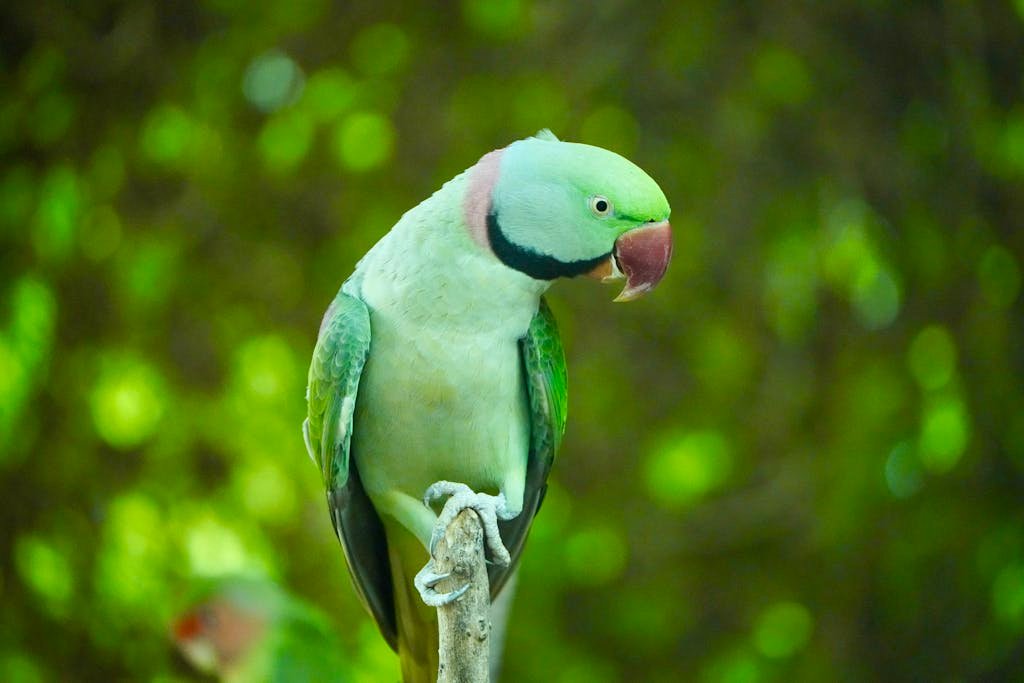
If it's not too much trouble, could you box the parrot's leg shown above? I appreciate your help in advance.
[424,480,520,566]
[377,490,438,547]
[413,480,523,606]
[377,490,467,606]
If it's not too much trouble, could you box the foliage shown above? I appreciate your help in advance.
[1,1,1023,681]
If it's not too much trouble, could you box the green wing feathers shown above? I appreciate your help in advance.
[521,296,568,472]
[490,296,568,597]
[303,290,398,649]
[303,291,567,649]
[303,291,371,492]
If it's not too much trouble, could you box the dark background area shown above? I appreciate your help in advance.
[1,1,1023,680]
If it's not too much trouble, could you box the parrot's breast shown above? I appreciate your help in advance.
[346,178,548,537]
[351,315,531,506]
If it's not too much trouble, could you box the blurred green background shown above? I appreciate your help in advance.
[2,0,1023,681]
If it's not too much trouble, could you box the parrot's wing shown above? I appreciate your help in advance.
[492,296,568,596]
[303,289,397,650]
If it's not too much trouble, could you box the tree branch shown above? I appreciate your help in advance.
[432,509,490,683]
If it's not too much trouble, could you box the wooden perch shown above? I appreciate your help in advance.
[432,509,490,683]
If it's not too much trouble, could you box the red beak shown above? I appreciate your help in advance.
[611,221,673,302]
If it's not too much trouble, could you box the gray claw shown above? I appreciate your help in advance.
[423,480,472,508]
[423,582,470,607]
[417,569,452,588]
[415,561,469,607]
[421,480,517,568]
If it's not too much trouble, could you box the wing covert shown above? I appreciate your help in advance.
[304,291,370,491]
[303,289,397,650]
[520,296,568,472]
[491,296,568,595]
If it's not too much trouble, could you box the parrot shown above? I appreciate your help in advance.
[304,130,672,682]
[171,575,350,682]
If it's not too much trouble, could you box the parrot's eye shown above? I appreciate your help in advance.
[590,195,613,217]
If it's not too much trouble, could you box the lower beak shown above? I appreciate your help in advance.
[586,221,673,301]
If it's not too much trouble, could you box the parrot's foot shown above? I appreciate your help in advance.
[414,563,469,607]
[423,480,516,567]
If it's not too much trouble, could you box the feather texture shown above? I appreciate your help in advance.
[305,134,668,681]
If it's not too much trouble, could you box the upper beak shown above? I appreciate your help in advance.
[586,221,673,301]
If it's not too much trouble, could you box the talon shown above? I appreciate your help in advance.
[428,527,444,558]
[420,582,470,607]
[416,569,452,589]
[423,480,472,508]
[415,561,470,607]
[420,479,519,574]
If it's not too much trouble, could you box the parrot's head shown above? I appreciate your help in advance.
[171,577,279,677]
[466,130,672,301]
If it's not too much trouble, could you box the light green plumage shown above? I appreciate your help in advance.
[492,136,670,266]
[305,288,370,493]
[305,131,667,682]
[304,281,567,680]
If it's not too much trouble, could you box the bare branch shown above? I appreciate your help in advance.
[433,509,490,683]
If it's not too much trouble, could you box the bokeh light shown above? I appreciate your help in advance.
[461,0,527,40]
[259,109,314,173]
[94,493,168,613]
[978,245,1021,308]
[992,562,1024,628]
[563,523,628,587]
[918,395,970,474]
[302,68,358,123]
[90,354,167,450]
[350,24,411,77]
[14,535,74,616]
[181,512,268,578]
[140,105,194,167]
[31,165,80,262]
[884,440,924,499]
[753,601,814,659]
[645,430,733,509]
[332,111,395,172]
[907,325,956,391]
[752,45,813,107]
[243,50,305,113]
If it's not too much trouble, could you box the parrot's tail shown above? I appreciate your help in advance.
[385,524,439,683]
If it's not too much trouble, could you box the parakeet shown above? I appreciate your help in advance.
[304,130,671,682]
[171,575,349,682]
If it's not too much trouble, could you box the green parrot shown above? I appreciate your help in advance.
[304,130,672,681]
[171,575,349,682]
